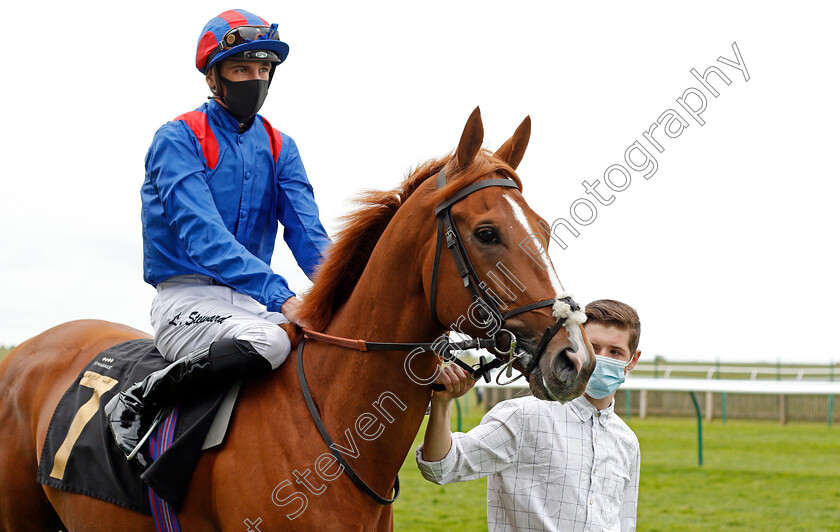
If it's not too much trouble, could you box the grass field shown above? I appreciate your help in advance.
[393,398,840,531]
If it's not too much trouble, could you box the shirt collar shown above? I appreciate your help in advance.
[569,395,615,426]
[206,98,247,133]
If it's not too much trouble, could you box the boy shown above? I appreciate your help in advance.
[417,299,642,531]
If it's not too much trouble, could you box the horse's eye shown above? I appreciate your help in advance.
[475,227,499,244]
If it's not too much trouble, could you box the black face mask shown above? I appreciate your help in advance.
[218,76,269,125]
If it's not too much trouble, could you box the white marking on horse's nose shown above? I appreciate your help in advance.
[503,194,565,297]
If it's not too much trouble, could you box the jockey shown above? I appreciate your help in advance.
[105,9,331,460]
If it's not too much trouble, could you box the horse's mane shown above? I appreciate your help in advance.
[299,149,522,331]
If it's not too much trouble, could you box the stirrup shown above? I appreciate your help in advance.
[126,409,168,463]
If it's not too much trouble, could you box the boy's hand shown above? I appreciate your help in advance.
[422,364,476,462]
[432,364,476,403]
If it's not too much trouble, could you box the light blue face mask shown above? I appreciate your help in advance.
[585,355,632,399]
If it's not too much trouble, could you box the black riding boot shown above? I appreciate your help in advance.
[104,338,271,459]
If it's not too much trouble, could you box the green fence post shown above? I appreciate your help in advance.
[464,390,469,417]
[689,391,703,466]
[829,360,834,428]
[455,397,462,432]
[717,357,725,424]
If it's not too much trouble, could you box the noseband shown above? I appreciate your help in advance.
[297,167,583,506]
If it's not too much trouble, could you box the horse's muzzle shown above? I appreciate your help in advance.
[533,323,596,402]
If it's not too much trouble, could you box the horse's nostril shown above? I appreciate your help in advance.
[551,348,575,381]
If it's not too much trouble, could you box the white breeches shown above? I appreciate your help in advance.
[150,275,291,369]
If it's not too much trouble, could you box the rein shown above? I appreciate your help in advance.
[297,169,580,505]
[299,328,507,382]
[296,337,401,504]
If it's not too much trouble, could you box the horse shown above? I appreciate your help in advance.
[0,107,595,531]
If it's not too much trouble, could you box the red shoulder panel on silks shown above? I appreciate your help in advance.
[174,111,219,170]
[261,117,284,163]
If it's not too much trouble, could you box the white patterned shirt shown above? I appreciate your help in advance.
[416,395,640,531]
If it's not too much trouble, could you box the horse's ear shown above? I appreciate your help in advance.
[454,106,484,171]
[494,116,531,170]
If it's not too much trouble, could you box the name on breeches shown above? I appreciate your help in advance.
[168,311,233,327]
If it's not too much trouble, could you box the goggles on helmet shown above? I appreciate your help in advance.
[219,24,281,53]
[202,24,289,74]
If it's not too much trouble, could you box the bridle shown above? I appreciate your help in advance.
[297,167,583,505]
[427,168,566,380]
[425,168,585,384]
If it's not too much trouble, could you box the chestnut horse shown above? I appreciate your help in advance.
[0,108,595,531]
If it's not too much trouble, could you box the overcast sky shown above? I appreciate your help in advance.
[2,2,838,365]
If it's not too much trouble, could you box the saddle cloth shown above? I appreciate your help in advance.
[36,339,233,513]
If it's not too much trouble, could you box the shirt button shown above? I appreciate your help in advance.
[594,435,599,443]
[593,467,598,474]
[589,500,594,506]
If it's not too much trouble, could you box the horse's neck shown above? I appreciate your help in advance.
[304,214,442,495]
[327,198,441,352]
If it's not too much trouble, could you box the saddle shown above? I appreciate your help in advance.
[37,339,237,513]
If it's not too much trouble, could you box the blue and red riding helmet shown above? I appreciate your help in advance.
[195,9,289,74]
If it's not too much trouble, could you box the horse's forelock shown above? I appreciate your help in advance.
[300,150,521,331]
[428,149,523,207]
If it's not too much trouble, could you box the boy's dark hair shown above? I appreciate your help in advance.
[585,299,641,353]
